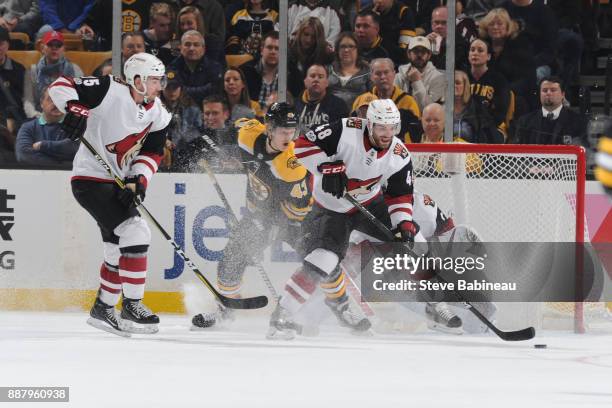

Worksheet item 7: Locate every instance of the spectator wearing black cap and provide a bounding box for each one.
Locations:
[511,77,587,146]
[0,25,26,140]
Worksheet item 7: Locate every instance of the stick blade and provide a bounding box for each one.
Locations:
[498,326,536,341]
[219,295,269,310]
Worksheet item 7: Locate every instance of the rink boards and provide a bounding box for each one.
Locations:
[0,169,610,313]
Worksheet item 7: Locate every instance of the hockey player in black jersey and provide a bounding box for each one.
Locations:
[191,103,313,332]
[49,53,172,336]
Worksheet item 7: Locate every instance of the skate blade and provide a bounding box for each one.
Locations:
[87,317,131,338]
[119,320,159,334]
[265,327,296,340]
[351,328,374,337]
[427,321,463,335]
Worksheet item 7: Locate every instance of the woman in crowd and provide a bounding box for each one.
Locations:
[287,17,334,98]
[478,8,537,115]
[327,31,371,109]
[467,38,510,143]
[223,66,263,121]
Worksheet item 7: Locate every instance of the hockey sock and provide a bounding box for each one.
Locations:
[217,279,241,298]
[98,262,121,306]
[320,267,348,305]
[280,266,319,314]
[119,245,148,300]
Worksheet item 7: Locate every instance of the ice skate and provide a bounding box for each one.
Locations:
[120,298,160,334]
[325,299,372,334]
[267,301,302,340]
[86,295,131,338]
[426,302,463,334]
[191,303,234,330]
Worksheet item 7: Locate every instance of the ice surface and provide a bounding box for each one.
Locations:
[1,311,611,408]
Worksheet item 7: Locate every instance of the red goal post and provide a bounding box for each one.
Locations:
[405,143,587,333]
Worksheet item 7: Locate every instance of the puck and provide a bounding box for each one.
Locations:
[534,344,547,349]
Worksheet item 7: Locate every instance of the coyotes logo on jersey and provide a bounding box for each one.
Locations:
[105,123,153,169]
[347,176,382,197]
[393,143,409,159]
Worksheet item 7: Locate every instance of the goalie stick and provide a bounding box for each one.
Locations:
[78,135,268,310]
[197,133,280,302]
[343,193,536,341]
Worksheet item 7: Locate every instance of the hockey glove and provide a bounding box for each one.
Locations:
[395,220,419,243]
[318,160,348,199]
[62,100,90,141]
[118,175,147,207]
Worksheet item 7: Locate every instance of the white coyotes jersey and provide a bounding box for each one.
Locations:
[48,75,171,182]
[412,191,454,239]
[294,117,415,228]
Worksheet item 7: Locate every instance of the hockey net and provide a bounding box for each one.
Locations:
[406,143,609,333]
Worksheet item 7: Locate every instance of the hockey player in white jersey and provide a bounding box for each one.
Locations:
[268,99,426,338]
[48,53,172,336]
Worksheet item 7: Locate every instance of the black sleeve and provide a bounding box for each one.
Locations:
[141,124,169,156]
[72,75,112,109]
[303,119,346,157]
[385,156,414,199]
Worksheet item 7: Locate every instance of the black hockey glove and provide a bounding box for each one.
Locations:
[118,175,147,207]
[395,220,419,243]
[62,100,90,141]
[317,160,348,199]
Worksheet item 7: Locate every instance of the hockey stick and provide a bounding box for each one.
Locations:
[199,158,280,302]
[196,132,280,300]
[343,193,535,341]
[78,136,268,310]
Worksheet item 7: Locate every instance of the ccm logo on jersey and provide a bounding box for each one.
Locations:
[67,104,90,117]
[393,144,409,159]
[320,163,346,174]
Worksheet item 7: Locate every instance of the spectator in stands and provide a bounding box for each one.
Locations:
[38,0,95,38]
[242,30,279,112]
[23,30,83,118]
[223,66,262,121]
[173,0,226,41]
[467,38,509,143]
[350,91,377,118]
[0,26,26,136]
[0,0,41,39]
[511,76,588,146]
[358,57,420,142]
[420,102,445,143]
[176,6,224,67]
[363,0,416,65]
[169,30,223,106]
[143,2,175,66]
[288,16,334,98]
[119,31,146,75]
[15,87,77,165]
[547,0,584,90]
[327,31,370,109]
[295,63,348,131]
[394,35,446,112]
[453,69,500,143]
[478,8,536,115]
[463,0,503,20]
[353,10,388,62]
[425,5,471,71]
[92,59,112,76]
[288,0,341,46]
[501,0,558,84]
[161,69,202,167]
[225,0,278,57]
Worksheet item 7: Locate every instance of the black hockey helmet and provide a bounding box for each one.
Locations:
[265,102,298,129]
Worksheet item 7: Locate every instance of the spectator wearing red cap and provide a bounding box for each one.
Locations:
[23,30,83,118]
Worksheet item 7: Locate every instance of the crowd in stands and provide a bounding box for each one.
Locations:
[0,0,608,172]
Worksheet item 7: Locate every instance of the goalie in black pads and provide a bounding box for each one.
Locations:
[48,53,171,336]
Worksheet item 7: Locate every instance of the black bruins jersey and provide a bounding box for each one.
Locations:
[237,119,313,223]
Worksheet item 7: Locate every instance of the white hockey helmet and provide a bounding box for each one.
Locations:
[366,98,401,136]
[124,52,167,97]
